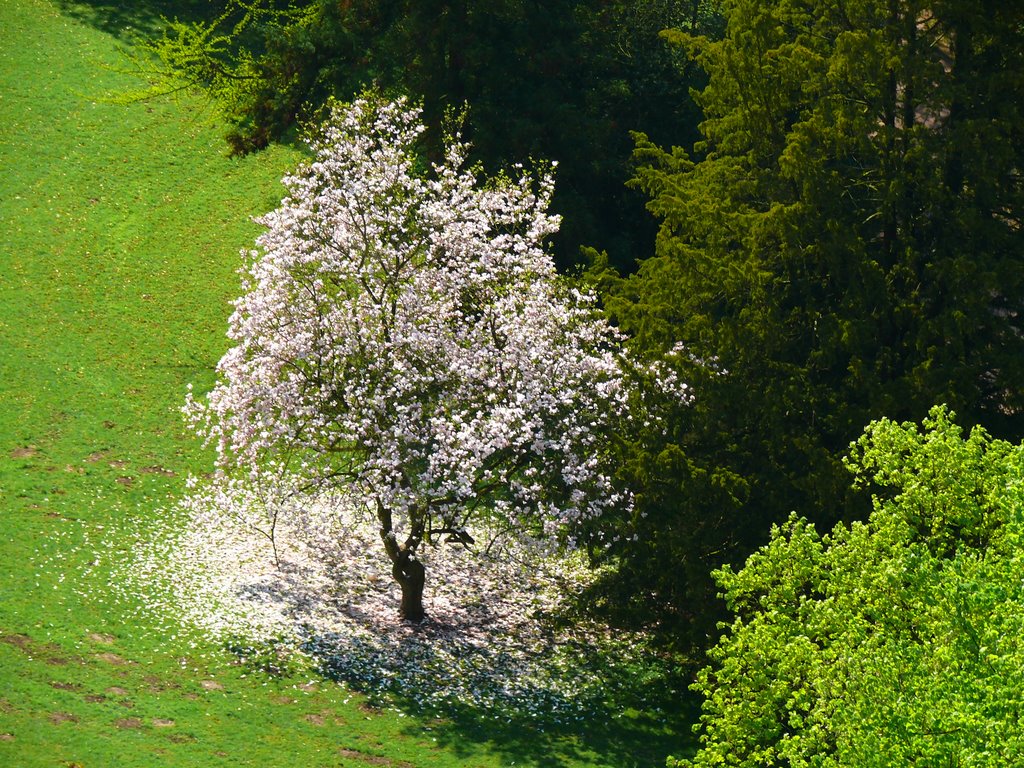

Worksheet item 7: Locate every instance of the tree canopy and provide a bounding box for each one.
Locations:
[128,0,722,269]
[675,407,1024,766]
[590,0,1024,642]
[185,95,640,621]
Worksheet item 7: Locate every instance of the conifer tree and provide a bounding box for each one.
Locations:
[593,0,1024,642]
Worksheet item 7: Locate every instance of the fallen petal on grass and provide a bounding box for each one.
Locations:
[106,496,676,724]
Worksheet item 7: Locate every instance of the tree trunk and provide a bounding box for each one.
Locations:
[392,556,426,623]
[376,499,428,623]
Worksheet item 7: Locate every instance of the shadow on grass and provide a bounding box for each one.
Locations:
[302,628,701,768]
[54,0,219,40]
[414,689,701,768]
[212,550,702,766]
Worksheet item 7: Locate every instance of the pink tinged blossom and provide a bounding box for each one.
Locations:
[186,95,670,619]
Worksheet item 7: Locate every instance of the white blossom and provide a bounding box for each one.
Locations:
[185,95,649,619]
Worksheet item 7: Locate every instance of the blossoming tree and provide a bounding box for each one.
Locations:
[187,96,636,622]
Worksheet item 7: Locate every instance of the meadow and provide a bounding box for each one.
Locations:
[0,0,695,764]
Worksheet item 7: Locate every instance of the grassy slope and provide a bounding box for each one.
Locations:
[0,1,694,765]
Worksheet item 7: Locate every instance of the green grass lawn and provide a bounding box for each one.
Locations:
[0,1,695,764]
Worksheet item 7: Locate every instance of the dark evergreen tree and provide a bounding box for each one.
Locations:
[130,0,722,269]
[590,0,1024,647]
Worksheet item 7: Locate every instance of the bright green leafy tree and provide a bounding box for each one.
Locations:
[590,0,1024,641]
[672,407,1024,766]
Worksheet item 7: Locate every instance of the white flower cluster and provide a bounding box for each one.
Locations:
[185,95,639,612]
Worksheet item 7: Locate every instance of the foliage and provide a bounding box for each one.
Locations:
[124,0,723,268]
[672,407,1024,766]
[591,0,1024,643]
[186,94,645,621]
[0,1,697,763]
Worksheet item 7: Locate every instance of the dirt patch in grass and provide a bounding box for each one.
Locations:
[49,712,78,724]
[1,633,33,650]
[0,733,13,742]
[94,652,129,665]
[152,718,175,727]
[49,681,82,691]
[337,748,414,767]
[200,680,223,691]
[10,446,38,459]
[305,713,326,726]
[145,674,179,693]
[87,632,116,644]
[140,465,176,477]
[97,690,134,708]
[2,633,73,665]
[114,717,143,729]
[84,694,106,703]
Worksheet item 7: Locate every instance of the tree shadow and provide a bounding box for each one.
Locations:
[197,512,703,766]
[232,558,701,765]
[298,618,700,768]
[53,0,218,41]
[395,670,701,768]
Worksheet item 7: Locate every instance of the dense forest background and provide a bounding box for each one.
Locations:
[135,0,1024,649]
